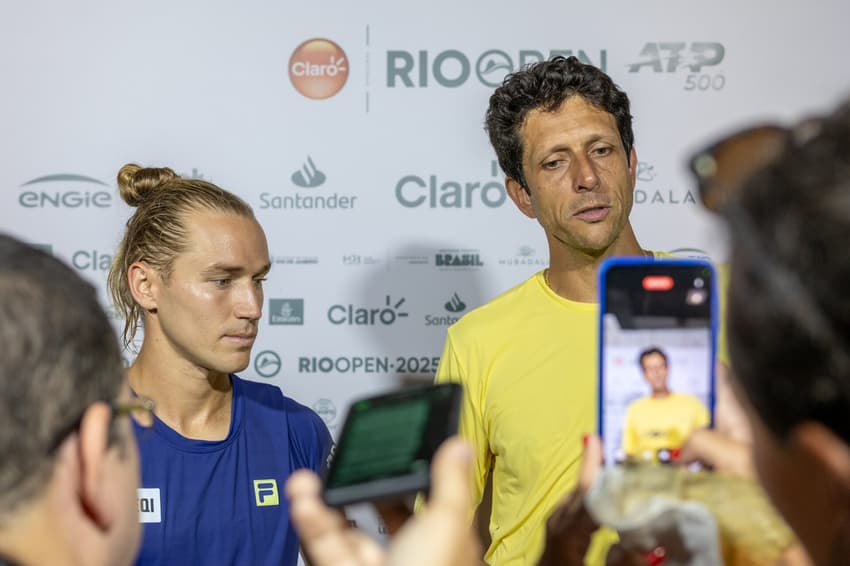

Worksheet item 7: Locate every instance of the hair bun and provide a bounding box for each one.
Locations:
[116,163,178,207]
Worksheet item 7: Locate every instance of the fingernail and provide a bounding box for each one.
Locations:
[644,546,667,565]
[671,448,681,461]
[582,434,589,447]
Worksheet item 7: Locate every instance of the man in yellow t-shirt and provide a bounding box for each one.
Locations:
[621,347,710,460]
[435,55,648,566]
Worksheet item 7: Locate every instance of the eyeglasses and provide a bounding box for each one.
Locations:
[112,397,156,428]
[48,397,156,454]
[688,117,849,405]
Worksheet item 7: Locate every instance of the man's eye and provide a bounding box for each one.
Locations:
[593,147,612,157]
[213,279,232,287]
[543,160,563,170]
[253,278,267,288]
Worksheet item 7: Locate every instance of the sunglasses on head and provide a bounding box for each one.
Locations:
[689,119,823,212]
[687,116,849,409]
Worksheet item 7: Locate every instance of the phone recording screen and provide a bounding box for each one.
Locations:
[324,383,460,493]
[598,258,716,467]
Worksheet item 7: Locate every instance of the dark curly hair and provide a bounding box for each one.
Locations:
[485,55,634,191]
[726,99,850,442]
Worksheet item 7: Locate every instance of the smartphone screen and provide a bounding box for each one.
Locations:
[322,382,462,507]
[598,257,716,466]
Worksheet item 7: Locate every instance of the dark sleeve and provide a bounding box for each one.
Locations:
[284,397,333,474]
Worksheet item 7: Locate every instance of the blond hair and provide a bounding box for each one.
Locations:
[107,164,254,348]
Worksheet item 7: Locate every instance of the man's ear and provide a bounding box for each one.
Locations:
[127,262,158,312]
[628,146,638,187]
[791,421,850,492]
[77,402,115,531]
[506,177,536,219]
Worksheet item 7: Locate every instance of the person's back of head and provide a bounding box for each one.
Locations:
[724,99,850,566]
[0,234,141,566]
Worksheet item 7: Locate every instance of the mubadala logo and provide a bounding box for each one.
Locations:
[396,161,506,209]
[426,293,467,326]
[498,245,547,267]
[633,161,697,205]
[259,156,358,211]
[269,299,304,325]
[254,350,282,378]
[18,174,112,208]
[435,249,484,270]
[387,48,607,88]
[636,161,656,182]
[328,295,409,325]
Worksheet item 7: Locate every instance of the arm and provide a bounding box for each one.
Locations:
[434,330,492,516]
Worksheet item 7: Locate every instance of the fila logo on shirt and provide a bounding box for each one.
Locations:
[254,479,280,507]
[138,488,162,523]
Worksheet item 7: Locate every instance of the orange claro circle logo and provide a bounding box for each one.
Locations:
[289,38,349,100]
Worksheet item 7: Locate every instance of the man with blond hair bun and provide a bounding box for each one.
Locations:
[108,164,331,566]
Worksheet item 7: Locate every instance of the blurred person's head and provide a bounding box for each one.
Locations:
[698,99,850,566]
[108,164,269,375]
[0,235,142,566]
[638,347,670,395]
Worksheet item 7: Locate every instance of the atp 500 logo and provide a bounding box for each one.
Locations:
[628,42,726,92]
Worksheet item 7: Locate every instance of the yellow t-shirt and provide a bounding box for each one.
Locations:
[436,271,605,565]
[621,392,710,458]
[436,262,729,566]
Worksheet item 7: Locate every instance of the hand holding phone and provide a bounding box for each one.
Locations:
[322,383,462,507]
[598,257,717,467]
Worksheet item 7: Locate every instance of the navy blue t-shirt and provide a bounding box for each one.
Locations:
[133,375,331,566]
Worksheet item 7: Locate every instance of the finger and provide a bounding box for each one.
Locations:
[578,434,603,491]
[427,437,473,518]
[374,501,412,536]
[286,470,375,566]
[678,428,753,478]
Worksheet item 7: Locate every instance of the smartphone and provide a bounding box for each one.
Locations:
[322,382,463,507]
[598,257,716,466]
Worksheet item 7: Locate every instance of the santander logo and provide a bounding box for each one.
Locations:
[289,38,349,99]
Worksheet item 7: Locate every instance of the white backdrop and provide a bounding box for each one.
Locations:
[2,0,850,545]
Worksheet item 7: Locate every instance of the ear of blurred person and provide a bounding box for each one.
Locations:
[0,235,141,566]
[286,437,483,566]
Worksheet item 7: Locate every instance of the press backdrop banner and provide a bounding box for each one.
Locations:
[2,0,849,546]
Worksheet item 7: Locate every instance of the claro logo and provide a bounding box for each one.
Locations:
[289,38,349,99]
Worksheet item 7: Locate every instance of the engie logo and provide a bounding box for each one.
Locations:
[328,295,409,325]
[627,42,726,92]
[18,174,112,208]
[387,48,607,88]
[253,479,280,507]
[269,299,304,325]
[290,38,349,99]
